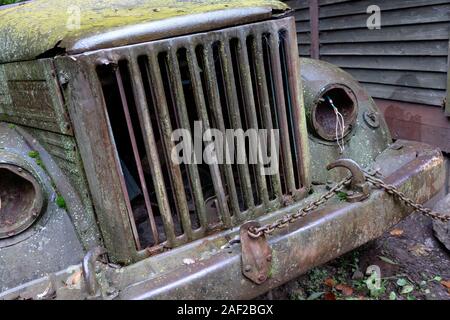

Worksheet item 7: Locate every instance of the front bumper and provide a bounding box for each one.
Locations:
[1,140,445,300]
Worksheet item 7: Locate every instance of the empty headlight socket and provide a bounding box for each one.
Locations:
[0,163,45,239]
[310,84,359,142]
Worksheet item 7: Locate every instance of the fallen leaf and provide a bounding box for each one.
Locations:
[324,292,336,300]
[389,292,397,300]
[401,285,414,295]
[390,229,404,237]
[66,270,82,287]
[441,280,450,289]
[336,284,354,296]
[324,278,336,288]
[408,244,431,257]
[36,283,53,300]
[396,278,408,287]
[307,292,324,300]
[379,256,399,265]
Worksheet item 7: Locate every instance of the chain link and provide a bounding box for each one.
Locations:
[364,173,450,223]
[248,170,450,239]
[248,177,352,238]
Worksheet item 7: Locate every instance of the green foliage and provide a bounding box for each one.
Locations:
[0,0,26,6]
[27,149,67,210]
[336,191,348,202]
[28,150,39,159]
[304,268,329,293]
[397,278,415,295]
[28,150,45,168]
[56,195,67,209]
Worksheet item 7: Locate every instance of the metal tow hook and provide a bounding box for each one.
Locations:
[240,221,272,285]
[327,159,370,203]
[82,247,107,296]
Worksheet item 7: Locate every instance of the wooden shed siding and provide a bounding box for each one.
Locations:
[447,39,450,116]
[284,0,450,107]
[289,0,312,57]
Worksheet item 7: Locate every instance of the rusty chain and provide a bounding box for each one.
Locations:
[247,176,352,238]
[364,173,450,223]
[248,170,450,239]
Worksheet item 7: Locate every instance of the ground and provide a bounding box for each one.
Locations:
[264,212,450,300]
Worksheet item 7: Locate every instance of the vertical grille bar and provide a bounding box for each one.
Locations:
[253,34,283,200]
[202,44,241,221]
[147,53,194,240]
[235,34,270,207]
[167,50,207,231]
[186,45,232,227]
[100,66,140,250]
[115,67,160,246]
[128,58,177,246]
[283,29,311,188]
[220,42,255,211]
[268,32,297,194]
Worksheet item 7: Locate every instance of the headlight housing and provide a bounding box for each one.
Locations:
[310,84,358,142]
[0,163,44,239]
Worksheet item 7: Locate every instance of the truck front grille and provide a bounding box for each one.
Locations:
[94,17,309,252]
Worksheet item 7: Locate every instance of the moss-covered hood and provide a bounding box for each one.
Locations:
[0,0,289,63]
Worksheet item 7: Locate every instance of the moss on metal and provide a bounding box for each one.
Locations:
[0,0,288,62]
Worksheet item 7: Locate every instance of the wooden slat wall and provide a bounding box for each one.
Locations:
[447,39,450,116]
[284,0,450,107]
[285,0,312,57]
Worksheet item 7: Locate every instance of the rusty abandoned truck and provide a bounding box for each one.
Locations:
[0,0,447,300]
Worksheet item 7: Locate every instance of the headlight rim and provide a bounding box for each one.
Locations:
[309,83,359,143]
[0,163,45,239]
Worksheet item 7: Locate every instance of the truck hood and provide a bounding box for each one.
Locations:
[0,0,289,64]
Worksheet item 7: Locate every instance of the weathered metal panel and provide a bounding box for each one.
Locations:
[25,127,101,248]
[53,57,139,264]
[0,66,12,106]
[299,58,392,183]
[0,58,101,251]
[0,123,86,293]
[0,0,289,63]
[0,59,72,135]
